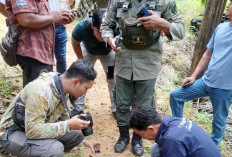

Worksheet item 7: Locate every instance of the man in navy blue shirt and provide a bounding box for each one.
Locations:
[170,1,232,145]
[129,105,222,157]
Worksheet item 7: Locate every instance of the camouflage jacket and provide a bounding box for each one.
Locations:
[101,0,185,80]
[0,72,70,139]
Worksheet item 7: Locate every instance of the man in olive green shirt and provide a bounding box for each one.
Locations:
[101,0,185,156]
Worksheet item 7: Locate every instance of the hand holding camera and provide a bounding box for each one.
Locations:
[68,115,90,130]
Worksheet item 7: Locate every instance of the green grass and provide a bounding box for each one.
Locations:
[0,64,22,100]
[0,79,14,100]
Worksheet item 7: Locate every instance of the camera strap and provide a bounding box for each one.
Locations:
[54,74,73,117]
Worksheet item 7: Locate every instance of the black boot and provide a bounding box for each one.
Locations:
[114,126,130,153]
[132,132,144,156]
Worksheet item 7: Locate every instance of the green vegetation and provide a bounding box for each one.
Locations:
[177,0,205,38]
[155,0,232,153]
[0,64,22,101]
[0,79,14,100]
[201,0,208,6]
[150,2,232,156]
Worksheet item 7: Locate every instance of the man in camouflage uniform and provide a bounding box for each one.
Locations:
[0,60,98,157]
[101,0,185,155]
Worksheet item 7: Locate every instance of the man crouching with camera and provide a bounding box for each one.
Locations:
[0,59,100,157]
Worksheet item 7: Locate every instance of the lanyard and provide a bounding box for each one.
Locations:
[54,74,73,117]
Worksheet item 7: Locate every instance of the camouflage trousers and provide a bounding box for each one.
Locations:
[115,75,156,126]
[1,130,84,157]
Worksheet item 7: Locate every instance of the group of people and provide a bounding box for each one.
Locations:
[0,0,231,157]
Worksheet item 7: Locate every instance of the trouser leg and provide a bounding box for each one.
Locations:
[54,25,67,74]
[99,50,116,112]
[131,79,156,156]
[57,130,84,152]
[150,143,160,157]
[17,55,53,87]
[2,130,64,157]
[115,75,134,126]
[170,79,208,118]
[69,94,86,113]
[134,79,156,108]
[208,88,232,145]
[107,79,116,112]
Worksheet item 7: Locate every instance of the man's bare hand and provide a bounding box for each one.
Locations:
[108,36,121,53]
[51,10,75,25]
[68,115,90,130]
[63,10,77,24]
[84,142,101,157]
[181,76,196,87]
[138,10,165,30]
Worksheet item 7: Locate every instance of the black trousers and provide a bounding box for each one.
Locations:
[17,55,53,87]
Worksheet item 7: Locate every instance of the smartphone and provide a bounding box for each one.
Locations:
[183,82,191,88]
[137,7,151,18]
[116,34,121,47]
[72,10,77,14]
[107,66,114,79]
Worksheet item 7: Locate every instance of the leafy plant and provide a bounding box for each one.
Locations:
[0,79,14,100]
[201,0,208,6]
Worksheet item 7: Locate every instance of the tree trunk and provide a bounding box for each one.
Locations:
[189,0,227,76]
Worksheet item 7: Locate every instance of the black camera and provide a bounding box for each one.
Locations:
[70,108,93,136]
[79,112,93,136]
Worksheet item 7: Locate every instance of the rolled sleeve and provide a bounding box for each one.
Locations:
[11,0,38,15]
[169,21,185,41]
[162,0,185,41]
[100,1,117,41]
[72,22,83,42]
